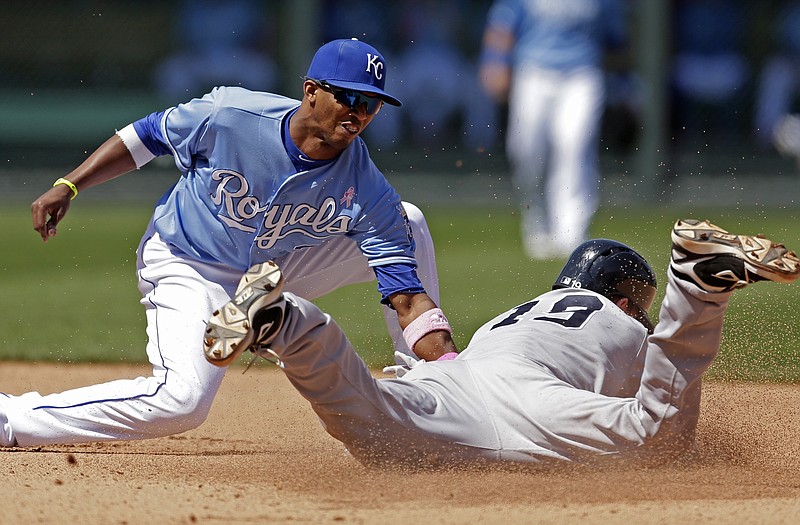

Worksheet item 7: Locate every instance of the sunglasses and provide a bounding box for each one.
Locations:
[308,78,383,115]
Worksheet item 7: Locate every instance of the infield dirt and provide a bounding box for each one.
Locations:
[2,362,800,524]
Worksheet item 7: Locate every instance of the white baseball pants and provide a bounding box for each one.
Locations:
[0,202,438,447]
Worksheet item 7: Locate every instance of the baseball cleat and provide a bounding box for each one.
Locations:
[670,219,800,293]
[204,261,286,367]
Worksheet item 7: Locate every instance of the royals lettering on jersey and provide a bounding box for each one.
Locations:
[211,168,353,248]
[256,199,352,249]
[137,86,417,282]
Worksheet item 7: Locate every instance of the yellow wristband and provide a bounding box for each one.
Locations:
[53,178,78,200]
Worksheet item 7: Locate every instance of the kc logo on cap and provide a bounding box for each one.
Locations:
[365,54,384,81]
[306,38,402,107]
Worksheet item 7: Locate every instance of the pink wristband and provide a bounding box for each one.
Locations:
[402,308,453,351]
[436,352,458,361]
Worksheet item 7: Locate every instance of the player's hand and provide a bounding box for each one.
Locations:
[390,292,459,361]
[382,350,457,378]
[479,62,511,103]
[31,185,73,242]
[382,351,424,378]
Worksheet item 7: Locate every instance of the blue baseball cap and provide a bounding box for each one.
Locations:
[306,38,402,107]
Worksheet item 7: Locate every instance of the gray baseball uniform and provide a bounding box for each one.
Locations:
[267,267,722,465]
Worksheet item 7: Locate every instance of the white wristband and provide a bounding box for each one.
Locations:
[117,123,156,168]
[402,308,452,351]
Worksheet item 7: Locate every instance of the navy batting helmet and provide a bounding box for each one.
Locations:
[553,239,657,333]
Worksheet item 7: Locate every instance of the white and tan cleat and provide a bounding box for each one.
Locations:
[204,261,286,367]
[670,219,800,292]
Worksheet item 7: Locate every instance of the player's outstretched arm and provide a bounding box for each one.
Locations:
[389,292,458,361]
[478,25,514,103]
[31,135,137,242]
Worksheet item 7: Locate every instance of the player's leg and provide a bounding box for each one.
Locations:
[215,287,491,466]
[637,220,800,446]
[506,67,554,259]
[547,67,604,255]
[0,230,237,447]
[274,201,441,358]
[262,293,396,460]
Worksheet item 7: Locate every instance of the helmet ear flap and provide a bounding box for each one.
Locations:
[615,278,657,333]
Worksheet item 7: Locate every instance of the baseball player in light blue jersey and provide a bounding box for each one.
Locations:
[200,220,798,466]
[479,0,628,260]
[1,39,457,447]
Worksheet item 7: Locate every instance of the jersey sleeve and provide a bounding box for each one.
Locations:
[131,111,172,158]
[154,88,224,171]
[115,110,169,168]
[341,147,426,301]
[125,87,220,172]
[355,197,427,303]
[351,191,418,267]
[142,88,221,171]
[373,262,426,304]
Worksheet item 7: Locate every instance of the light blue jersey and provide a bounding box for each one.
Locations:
[485,0,627,71]
[132,86,422,301]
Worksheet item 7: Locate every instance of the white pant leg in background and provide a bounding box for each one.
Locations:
[275,201,441,359]
[547,67,603,254]
[506,67,552,254]
[0,228,239,447]
[506,66,603,257]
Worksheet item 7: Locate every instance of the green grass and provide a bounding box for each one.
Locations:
[0,205,150,363]
[2,203,799,381]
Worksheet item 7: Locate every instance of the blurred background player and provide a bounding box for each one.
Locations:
[478,0,630,260]
[753,1,800,152]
